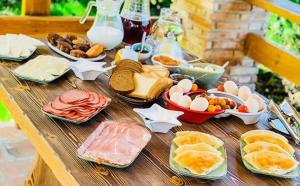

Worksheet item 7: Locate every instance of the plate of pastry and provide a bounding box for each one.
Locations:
[169,131,227,180]
[0,34,45,61]
[47,33,106,62]
[109,60,173,105]
[240,130,299,178]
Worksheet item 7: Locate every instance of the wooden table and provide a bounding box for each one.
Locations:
[0,45,299,186]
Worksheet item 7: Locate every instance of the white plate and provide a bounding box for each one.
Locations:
[47,42,106,62]
[225,106,266,125]
[207,88,245,104]
[151,54,186,72]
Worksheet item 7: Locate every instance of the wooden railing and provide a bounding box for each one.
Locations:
[1,0,300,85]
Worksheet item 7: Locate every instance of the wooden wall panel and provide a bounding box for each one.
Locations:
[245,33,300,85]
[22,0,51,16]
[247,0,300,24]
[0,16,93,36]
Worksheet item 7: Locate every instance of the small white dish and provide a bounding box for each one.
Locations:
[47,42,106,62]
[151,54,186,72]
[132,43,153,61]
[70,59,115,80]
[225,105,267,125]
[133,104,183,133]
[207,88,245,104]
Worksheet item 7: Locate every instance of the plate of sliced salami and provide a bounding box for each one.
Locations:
[42,89,111,124]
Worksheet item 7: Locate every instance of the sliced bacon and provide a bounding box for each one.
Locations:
[43,89,110,122]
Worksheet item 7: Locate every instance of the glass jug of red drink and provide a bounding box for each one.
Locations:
[120,0,151,44]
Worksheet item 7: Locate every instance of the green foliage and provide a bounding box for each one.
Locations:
[50,0,172,16]
[256,67,288,104]
[0,0,21,15]
[265,3,300,54]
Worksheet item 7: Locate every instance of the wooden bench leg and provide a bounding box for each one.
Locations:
[25,154,61,186]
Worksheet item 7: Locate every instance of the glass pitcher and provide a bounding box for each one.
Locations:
[80,0,124,50]
[120,0,151,44]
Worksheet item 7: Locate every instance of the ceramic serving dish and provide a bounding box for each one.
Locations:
[132,43,153,61]
[151,54,186,72]
[163,89,224,124]
[179,63,224,86]
[47,42,106,62]
[0,48,36,62]
[13,67,70,84]
[77,121,151,168]
[133,104,183,133]
[207,88,245,104]
[42,98,111,125]
[240,139,299,178]
[116,93,157,106]
[169,142,227,180]
[225,104,267,125]
[170,73,195,85]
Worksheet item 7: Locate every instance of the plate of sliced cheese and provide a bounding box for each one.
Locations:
[109,60,173,105]
[169,131,227,180]
[0,34,44,61]
[13,55,70,84]
[240,130,299,178]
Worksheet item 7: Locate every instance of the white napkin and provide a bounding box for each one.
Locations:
[134,104,183,133]
[70,58,115,80]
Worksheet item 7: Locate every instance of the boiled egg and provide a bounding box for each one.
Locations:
[178,79,193,93]
[177,95,192,108]
[169,85,184,97]
[224,81,238,95]
[238,86,252,101]
[248,94,265,111]
[245,97,260,113]
[190,97,209,112]
[170,92,183,103]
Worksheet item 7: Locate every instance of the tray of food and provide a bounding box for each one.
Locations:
[42,89,111,124]
[77,120,152,168]
[13,55,70,84]
[169,131,227,180]
[208,81,267,125]
[151,54,185,72]
[109,60,173,105]
[0,34,44,61]
[163,79,237,124]
[240,130,299,178]
[47,33,106,61]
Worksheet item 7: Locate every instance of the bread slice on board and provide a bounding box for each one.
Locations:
[109,70,134,93]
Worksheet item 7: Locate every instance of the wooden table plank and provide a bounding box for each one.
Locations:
[0,44,299,186]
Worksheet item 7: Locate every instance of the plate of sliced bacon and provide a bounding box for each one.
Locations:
[42,89,111,124]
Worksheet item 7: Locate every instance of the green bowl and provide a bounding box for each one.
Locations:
[179,62,224,86]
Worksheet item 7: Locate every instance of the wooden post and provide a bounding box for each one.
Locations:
[21,0,51,16]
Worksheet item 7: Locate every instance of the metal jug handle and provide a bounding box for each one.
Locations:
[80,1,97,24]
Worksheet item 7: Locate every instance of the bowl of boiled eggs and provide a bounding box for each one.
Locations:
[163,79,237,124]
[208,81,267,124]
[179,62,224,86]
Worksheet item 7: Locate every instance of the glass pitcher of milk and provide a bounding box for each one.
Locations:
[80,0,124,50]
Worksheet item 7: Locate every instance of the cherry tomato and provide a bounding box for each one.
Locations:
[238,105,248,113]
[217,85,225,92]
[208,105,216,112]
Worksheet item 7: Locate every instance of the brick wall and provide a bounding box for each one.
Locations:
[171,0,267,90]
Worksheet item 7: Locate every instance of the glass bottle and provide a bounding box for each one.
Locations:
[120,0,151,44]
